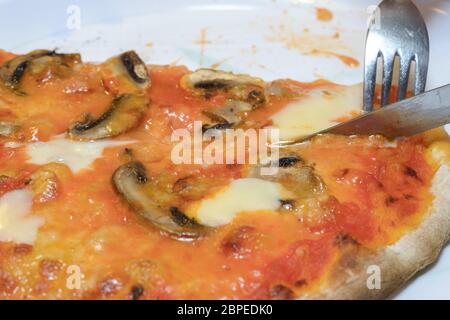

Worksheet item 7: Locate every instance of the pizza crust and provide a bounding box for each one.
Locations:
[299,165,450,300]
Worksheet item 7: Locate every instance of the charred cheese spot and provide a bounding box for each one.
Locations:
[334,233,359,247]
[294,279,308,287]
[39,259,64,281]
[13,243,33,256]
[68,94,150,141]
[130,284,144,300]
[404,166,421,182]
[220,226,259,259]
[99,277,123,297]
[269,284,295,300]
[0,50,81,92]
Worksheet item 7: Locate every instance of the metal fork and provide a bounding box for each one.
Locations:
[364,0,429,112]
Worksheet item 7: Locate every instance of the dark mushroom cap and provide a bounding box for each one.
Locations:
[67,94,150,141]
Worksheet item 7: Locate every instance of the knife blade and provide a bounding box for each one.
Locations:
[289,84,450,144]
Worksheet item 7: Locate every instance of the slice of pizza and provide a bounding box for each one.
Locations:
[0,49,448,299]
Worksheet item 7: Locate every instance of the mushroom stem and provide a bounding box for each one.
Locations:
[0,50,81,91]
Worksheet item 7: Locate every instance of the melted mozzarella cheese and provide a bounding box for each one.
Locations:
[26,135,133,173]
[270,84,362,141]
[0,189,44,245]
[191,178,287,227]
[427,141,450,166]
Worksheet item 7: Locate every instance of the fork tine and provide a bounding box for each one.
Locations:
[414,54,428,95]
[381,53,395,107]
[397,55,412,101]
[363,50,380,112]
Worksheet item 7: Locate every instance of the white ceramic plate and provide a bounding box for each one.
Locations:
[0,0,449,299]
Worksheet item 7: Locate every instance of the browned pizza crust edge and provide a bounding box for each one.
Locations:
[298,164,450,300]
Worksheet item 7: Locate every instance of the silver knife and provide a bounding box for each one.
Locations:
[289,84,450,145]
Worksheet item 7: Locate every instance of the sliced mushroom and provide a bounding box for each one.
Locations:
[203,100,253,127]
[67,94,149,141]
[103,51,150,91]
[183,69,267,130]
[182,68,264,90]
[181,69,266,107]
[120,51,150,85]
[113,161,210,239]
[278,166,325,197]
[279,199,296,212]
[0,50,51,89]
[270,284,295,300]
[0,50,81,91]
[248,152,332,227]
[247,154,325,201]
[0,121,19,138]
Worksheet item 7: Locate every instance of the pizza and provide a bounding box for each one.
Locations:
[0,49,449,300]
